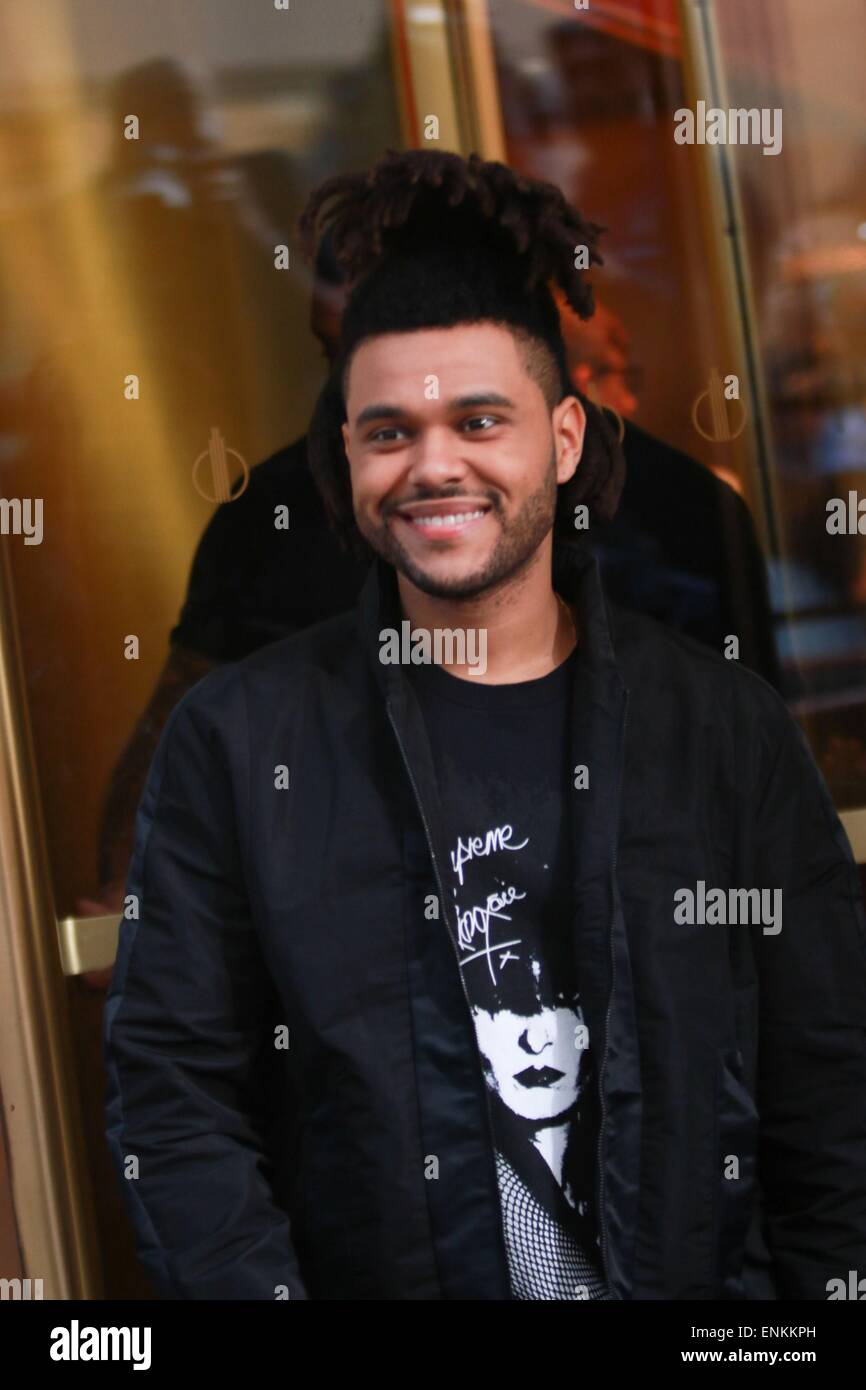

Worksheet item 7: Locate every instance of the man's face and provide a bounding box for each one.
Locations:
[340,323,585,599]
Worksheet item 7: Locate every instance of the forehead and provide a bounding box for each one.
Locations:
[344,322,532,409]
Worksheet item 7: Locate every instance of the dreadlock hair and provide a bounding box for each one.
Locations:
[298,148,626,559]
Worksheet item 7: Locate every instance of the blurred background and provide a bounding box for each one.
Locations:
[0,0,864,1299]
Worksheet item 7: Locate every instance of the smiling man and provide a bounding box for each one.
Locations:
[342,320,582,682]
[104,150,866,1302]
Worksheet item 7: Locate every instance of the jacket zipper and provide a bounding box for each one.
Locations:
[595,687,629,1301]
[386,699,512,1288]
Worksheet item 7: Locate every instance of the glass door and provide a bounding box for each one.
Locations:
[445,0,866,857]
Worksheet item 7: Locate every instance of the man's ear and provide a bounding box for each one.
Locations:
[552,395,586,486]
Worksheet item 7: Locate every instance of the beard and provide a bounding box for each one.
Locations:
[356,456,559,600]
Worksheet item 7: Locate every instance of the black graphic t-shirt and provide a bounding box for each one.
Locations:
[409,646,608,1300]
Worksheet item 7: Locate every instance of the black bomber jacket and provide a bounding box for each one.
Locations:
[104,542,866,1300]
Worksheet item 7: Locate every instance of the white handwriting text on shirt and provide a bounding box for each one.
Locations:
[450,824,530,887]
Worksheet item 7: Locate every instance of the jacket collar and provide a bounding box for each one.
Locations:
[357,539,627,701]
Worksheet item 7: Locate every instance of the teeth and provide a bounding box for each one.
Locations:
[411,509,485,526]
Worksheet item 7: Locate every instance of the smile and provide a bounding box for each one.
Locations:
[410,509,485,527]
[394,504,491,538]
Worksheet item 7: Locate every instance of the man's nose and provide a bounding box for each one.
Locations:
[405,426,469,489]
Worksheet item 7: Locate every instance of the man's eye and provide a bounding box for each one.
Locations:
[369,426,406,443]
[462,415,499,432]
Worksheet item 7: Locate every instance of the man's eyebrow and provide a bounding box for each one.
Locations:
[354,402,406,427]
[448,392,516,411]
[354,392,516,428]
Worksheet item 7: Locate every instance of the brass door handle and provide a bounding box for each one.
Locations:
[56,914,121,976]
[841,808,866,865]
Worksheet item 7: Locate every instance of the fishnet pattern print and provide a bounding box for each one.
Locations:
[496,1149,609,1301]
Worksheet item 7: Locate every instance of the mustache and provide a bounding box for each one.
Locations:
[383,490,502,515]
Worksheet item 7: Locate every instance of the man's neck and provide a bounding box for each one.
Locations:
[395,542,577,684]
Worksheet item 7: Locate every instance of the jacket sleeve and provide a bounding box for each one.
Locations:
[103,672,309,1299]
[749,697,866,1299]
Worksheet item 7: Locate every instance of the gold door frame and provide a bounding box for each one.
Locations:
[0,542,101,1297]
[389,0,506,156]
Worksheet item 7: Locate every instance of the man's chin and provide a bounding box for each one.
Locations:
[359,514,548,602]
[362,528,497,599]
[397,559,498,600]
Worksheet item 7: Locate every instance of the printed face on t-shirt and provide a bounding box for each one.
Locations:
[472,987,588,1122]
[441,814,588,1125]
